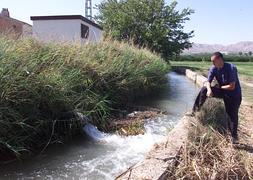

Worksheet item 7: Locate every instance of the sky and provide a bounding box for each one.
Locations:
[1,0,253,45]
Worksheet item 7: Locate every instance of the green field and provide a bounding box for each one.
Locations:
[170,61,253,79]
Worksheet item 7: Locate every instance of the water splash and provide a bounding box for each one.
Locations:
[83,123,107,141]
[78,117,172,179]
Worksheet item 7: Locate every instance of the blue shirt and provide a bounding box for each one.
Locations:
[208,62,241,98]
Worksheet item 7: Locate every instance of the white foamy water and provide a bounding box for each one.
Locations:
[76,118,172,179]
[0,72,199,180]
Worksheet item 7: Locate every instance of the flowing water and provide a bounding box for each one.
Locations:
[0,72,199,180]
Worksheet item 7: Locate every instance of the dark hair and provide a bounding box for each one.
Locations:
[212,52,224,59]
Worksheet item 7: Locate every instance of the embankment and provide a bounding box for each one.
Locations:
[0,36,169,161]
[173,67,207,86]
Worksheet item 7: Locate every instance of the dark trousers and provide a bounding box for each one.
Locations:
[193,86,242,138]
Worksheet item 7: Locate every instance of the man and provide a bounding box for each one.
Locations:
[192,52,242,143]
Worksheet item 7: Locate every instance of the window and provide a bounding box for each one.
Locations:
[81,24,89,39]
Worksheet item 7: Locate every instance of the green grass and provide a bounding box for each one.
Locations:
[174,54,253,62]
[170,61,253,78]
[0,36,169,161]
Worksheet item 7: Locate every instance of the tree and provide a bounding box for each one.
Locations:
[249,51,252,56]
[96,0,194,60]
[239,52,243,56]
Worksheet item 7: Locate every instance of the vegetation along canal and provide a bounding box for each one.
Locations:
[0,72,199,180]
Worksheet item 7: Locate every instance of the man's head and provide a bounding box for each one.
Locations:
[211,52,224,69]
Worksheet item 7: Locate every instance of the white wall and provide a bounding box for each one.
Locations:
[85,23,103,43]
[33,19,81,43]
[32,19,102,43]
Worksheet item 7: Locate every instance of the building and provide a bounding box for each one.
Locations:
[30,15,103,43]
[0,8,32,37]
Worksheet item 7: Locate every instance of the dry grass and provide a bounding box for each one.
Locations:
[107,110,163,136]
[168,98,253,179]
[196,98,229,134]
[117,121,145,136]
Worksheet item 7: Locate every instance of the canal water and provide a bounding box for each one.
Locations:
[0,72,199,180]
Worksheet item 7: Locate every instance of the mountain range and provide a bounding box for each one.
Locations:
[183,41,253,54]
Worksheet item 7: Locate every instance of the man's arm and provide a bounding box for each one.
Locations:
[205,82,213,97]
[206,66,215,97]
[221,82,235,90]
[221,65,237,91]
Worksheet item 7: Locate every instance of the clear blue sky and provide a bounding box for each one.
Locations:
[1,0,253,45]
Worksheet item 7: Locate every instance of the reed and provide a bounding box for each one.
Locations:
[0,36,169,161]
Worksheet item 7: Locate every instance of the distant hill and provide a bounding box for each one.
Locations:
[183,41,253,54]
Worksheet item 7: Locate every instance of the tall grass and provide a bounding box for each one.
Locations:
[0,36,169,161]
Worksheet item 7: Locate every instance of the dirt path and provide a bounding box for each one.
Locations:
[241,81,253,88]
[238,102,253,152]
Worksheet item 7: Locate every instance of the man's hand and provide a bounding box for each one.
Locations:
[206,89,213,97]
[205,82,213,97]
[220,82,235,91]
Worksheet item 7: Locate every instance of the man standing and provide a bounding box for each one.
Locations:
[192,52,242,143]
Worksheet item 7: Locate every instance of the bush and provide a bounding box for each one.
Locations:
[0,36,169,160]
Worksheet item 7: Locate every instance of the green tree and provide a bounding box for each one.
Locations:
[96,0,194,60]
[239,52,243,56]
[249,51,252,56]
